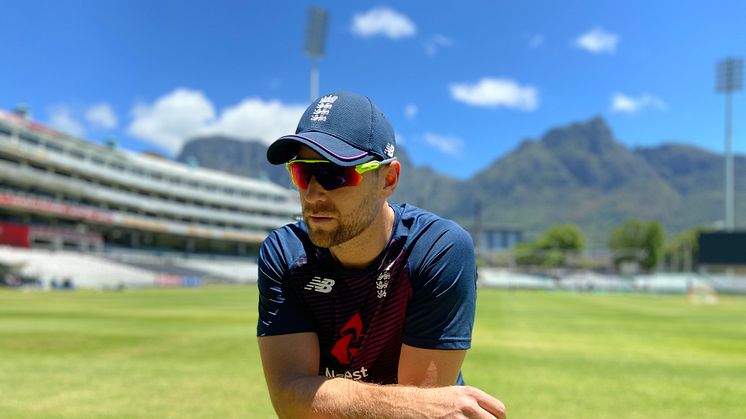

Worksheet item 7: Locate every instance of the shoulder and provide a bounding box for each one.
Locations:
[259,222,309,270]
[262,221,306,247]
[395,204,473,251]
[393,204,474,271]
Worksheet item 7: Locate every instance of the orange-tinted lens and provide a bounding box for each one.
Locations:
[288,161,363,190]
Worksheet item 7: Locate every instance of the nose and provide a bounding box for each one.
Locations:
[302,175,327,204]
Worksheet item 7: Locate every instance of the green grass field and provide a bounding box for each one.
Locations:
[1,286,745,418]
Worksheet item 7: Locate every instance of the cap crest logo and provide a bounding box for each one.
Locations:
[310,95,338,122]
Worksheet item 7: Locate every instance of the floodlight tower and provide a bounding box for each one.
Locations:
[717,58,743,231]
[304,7,328,103]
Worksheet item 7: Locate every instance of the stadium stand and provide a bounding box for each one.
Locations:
[0,106,298,288]
[479,267,745,295]
[0,245,155,289]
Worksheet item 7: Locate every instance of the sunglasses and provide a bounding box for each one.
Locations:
[285,157,397,191]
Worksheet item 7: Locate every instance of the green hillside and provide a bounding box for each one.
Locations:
[176,117,745,247]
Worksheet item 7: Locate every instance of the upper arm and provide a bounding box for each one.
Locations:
[257,333,321,415]
[257,231,313,337]
[256,231,321,416]
[398,344,466,386]
[399,221,475,386]
[403,222,477,350]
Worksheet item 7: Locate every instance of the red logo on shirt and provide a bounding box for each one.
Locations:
[331,313,363,365]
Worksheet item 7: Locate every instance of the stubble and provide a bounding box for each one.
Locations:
[304,191,381,248]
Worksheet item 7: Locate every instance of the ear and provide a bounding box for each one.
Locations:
[381,160,400,197]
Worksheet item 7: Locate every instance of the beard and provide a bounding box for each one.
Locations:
[303,191,381,248]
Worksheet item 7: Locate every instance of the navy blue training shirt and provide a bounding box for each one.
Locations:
[257,203,476,384]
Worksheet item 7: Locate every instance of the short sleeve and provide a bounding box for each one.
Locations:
[402,220,476,350]
[256,230,313,336]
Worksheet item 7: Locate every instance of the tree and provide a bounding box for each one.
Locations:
[665,226,709,272]
[608,219,665,272]
[515,224,585,268]
[534,224,585,252]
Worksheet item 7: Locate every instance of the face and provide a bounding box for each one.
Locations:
[294,146,385,248]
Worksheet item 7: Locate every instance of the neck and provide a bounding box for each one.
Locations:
[329,203,395,270]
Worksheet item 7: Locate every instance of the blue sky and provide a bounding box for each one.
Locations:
[1,0,745,179]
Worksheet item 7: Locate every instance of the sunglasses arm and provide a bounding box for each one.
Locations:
[354,157,398,175]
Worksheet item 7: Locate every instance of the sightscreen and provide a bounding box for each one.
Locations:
[698,231,746,265]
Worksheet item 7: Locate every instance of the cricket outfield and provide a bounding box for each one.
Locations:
[1,286,744,418]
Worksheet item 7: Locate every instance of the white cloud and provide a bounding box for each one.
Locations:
[48,105,85,137]
[424,34,453,56]
[128,88,306,154]
[351,7,416,39]
[611,93,667,114]
[529,34,544,48]
[129,88,216,153]
[450,78,539,111]
[423,132,464,157]
[574,27,619,54]
[404,103,418,119]
[85,103,118,130]
[205,98,306,144]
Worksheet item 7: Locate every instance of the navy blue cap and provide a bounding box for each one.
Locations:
[267,91,397,166]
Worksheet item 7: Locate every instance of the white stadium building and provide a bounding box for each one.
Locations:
[0,107,300,288]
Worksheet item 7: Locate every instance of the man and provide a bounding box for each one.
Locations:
[257,91,506,418]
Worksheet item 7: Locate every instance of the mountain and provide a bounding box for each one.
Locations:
[388,147,465,215]
[176,136,292,188]
[175,118,744,247]
[634,143,746,234]
[461,117,681,245]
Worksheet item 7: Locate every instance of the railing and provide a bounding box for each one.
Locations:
[0,132,300,216]
[0,159,295,229]
[0,187,272,242]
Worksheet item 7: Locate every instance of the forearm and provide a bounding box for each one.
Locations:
[258,337,505,418]
[276,376,458,419]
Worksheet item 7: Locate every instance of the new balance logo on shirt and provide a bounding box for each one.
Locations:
[305,276,336,293]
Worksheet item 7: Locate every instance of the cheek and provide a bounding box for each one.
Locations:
[334,186,370,213]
